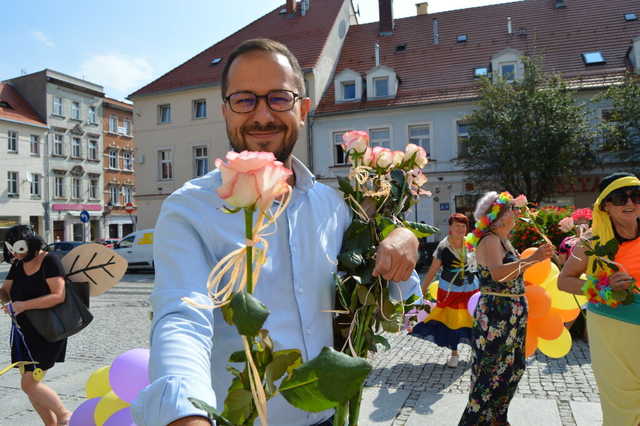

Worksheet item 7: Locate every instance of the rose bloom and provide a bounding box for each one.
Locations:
[341,130,369,154]
[392,151,404,167]
[216,151,292,209]
[513,194,528,208]
[362,147,374,166]
[405,144,428,168]
[558,216,575,233]
[372,146,393,169]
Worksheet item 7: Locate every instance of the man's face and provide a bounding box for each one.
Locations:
[222,51,311,163]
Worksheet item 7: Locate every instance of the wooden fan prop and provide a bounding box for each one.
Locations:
[62,243,128,296]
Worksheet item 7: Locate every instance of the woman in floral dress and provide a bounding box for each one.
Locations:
[459,192,553,426]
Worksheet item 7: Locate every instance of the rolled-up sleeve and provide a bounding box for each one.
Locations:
[389,271,423,301]
[132,194,217,426]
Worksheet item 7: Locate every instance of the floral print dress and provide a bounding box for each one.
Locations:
[459,247,527,426]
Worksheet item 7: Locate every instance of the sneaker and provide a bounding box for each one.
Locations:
[447,354,459,368]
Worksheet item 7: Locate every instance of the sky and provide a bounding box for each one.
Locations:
[1,0,517,101]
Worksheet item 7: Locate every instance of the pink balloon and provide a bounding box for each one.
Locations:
[70,397,100,426]
[109,348,150,403]
[104,407,136,426]
[467,292,481,317]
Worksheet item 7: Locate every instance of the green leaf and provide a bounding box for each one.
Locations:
[357,285,378,306]
[335,274,350,311]
[229,351,246,363]
[373,335,391,351]
[221,304,234,326]
[337,176,355,196]
[221,389,254,426]
[404,294,420,306]
[404,221,439,238]
[189,398,233,426]
[338,250,365,272]
[222,206,242,214]
[380,312,403,333]
[265,349,303,395]
[279,347,372,412]
[230,291,270,336]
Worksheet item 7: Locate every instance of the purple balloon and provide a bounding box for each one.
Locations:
[109,348,150,403]
[467,292,481,317]
[104,407,136,426]
[69,397,100,426]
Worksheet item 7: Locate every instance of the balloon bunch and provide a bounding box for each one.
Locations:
[520,248,588,358]
[69,348,149,426]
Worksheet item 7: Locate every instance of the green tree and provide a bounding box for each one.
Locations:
[458,58,596,203]
[597,73,640,163]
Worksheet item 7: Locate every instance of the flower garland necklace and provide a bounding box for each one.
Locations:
[465,191,513,250]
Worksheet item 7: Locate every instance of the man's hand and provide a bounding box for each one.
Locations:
[373,227,419,282]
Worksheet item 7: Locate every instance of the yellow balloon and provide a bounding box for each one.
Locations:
[86,366,112,399]
[428,281,439,300]
[94,390,130,426]
[538,327,572,358]
[541,265,587,310]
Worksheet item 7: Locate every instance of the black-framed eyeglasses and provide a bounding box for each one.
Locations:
[605,187,640,206]
[224,90,300,113]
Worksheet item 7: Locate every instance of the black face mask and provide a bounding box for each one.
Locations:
[3,225,44,263]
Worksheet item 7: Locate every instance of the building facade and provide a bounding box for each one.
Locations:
[4,70,105,242]
[102,97,136,239]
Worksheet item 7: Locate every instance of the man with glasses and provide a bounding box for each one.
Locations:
[132,39,422,426]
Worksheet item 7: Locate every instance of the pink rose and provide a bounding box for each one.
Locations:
[372,146,393,169]
[558,216,575,233]
[405,144,428,168]
[362,147,374,166]
[513,194,528,208]
[215,151,292,209]
[408,168,430,195]
[341,130,369,154]
[392,151,405,167]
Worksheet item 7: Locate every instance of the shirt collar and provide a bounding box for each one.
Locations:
[290,156,315,193]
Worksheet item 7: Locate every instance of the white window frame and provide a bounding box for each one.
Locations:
[123,186,133,204]
[30,173,41,197]
[53,134,64,156]
[456,120,471,158]
[123,119,131,135]
[108,149,118,169]
[341,81,356,101]
[7,171,18,196]
[334,69,362,102]
[331,130,349,166]
[72,178,82,199]
[193,146,209,177]
[53,96,63,116]
[109,115,118,133]
[193,99,207,119]
[88,106,97,124]
[88,140,98,160]
[373,76,390,98]
[109,185,120,206]
[72,137,82,158]
[158,104,171,124]
[158,149,173,180]
[368,126,392,148]
[89,176,99,199]
[71,101,80,120]
[408,123,432,157]
[54,174,65,198]
[122,151,133,171]
[7,130,18,153]
[30,135,39,155]
[499,61,517,82]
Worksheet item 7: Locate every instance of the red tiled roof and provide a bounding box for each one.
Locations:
[316,0,639,115]
[129,0,347,98]
[0,83,46,127]
[104,97,133,111]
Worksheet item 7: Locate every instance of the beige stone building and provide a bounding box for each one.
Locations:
[129,0,357,229]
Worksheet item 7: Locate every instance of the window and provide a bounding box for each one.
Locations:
[457,34,468,43]
[332,131,347,165]
[370,128,391,148]
[30,173,41,197]
[110,185,120,205]
[582,51,606,65]
[408,125,431,156]
[625,13,638,21]
[71,101,80,120]
[118,235,135,248]
[457,121,470,157]
[72,178,81,199]
[500,63,516,82]
[54,175,65,198]
[123,119,131,135]
[30,135,39,155]
[89,177,98,199]
[373,77,389,97]
[7,130,17,152]
[88,140,98,160]
[53,134,64,156]
[88,106,97,124]
[158,104,171,123]
[72,137,82,158]
[474,67,488,78]
[7,172,18,196]
[109,149,118,169]
[193,146,209,177]
[123,186,133,204]
[158,149,173,180]
[122,151,133,171]
[109,115,118,133]
[193,99,207,119]
[53,96,63,116]
[341,81,356,100]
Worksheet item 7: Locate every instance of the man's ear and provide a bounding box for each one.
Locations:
[299,97,311,124]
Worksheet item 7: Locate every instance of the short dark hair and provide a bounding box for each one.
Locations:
[448,213,470,230]
[221,38,306,99]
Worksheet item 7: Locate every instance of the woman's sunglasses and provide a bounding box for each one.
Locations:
[605,187,640,206]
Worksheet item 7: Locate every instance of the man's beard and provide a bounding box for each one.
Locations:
[227,121,297,163]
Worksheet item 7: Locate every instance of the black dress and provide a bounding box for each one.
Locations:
[8,254,67,372]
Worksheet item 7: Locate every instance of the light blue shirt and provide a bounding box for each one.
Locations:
[131,158,421,426]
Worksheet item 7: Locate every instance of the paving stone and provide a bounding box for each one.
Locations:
[570,401,603,426]
[358,387,411,425]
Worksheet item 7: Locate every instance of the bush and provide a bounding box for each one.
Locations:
[511,206,574,253]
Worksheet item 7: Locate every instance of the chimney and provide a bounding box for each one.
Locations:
[416,2,428,15]
[375,42,381,66]
[379,0,394,35]
[286,0,297,14]
[507,17,512,34]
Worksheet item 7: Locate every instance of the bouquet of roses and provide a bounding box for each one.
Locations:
[332,131,437,425]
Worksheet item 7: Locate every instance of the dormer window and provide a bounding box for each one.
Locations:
[374,77,389,97]
[334,69,363,103]
[342,81,356,100]
[500,62,516,82]
[582,51,606,65]
[491,49,523,83]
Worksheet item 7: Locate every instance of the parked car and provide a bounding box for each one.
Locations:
[94,238,119,249]
[44,241,87,257]
[114,229,154,271]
